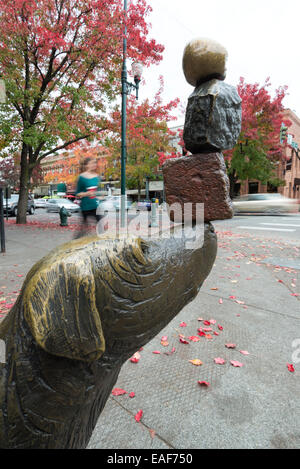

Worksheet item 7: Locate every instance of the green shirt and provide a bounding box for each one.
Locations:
[76,175,101,211]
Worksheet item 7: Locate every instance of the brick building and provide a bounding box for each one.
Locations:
[238,109,300,199]
[281,109,300,200]
[34,146,109,196]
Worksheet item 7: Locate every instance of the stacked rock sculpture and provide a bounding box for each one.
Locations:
[163,38,242,223]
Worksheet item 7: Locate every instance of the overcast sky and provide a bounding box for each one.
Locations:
[136,0,300,126]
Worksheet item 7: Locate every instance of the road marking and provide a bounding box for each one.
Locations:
[236,226,295,232]
[260,223,300,228]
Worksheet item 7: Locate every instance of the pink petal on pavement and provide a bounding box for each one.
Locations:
[112,388,127,396]
[287,363,295,372]
[230,360,244,367]
[198,381,210,387]
[130,352,141,363]
[214,357,226,365]
[135,410,143,422]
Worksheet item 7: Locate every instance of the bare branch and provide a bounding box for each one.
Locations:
[37,134,91,162]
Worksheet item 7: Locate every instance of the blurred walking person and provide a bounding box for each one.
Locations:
[74,157,103,238]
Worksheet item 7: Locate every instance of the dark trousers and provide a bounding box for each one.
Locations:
[82,208,102,223]
[74,209,104,238]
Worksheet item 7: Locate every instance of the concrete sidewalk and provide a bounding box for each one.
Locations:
[1,221,300,449]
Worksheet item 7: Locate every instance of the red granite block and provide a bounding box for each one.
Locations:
[162,153,233,222]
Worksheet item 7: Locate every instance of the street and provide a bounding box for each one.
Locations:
[0,211,299,449]
[214,212,300,243]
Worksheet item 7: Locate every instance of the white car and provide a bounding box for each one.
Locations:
[232,193,298,214]
[46,198,80,213]
[97,196,132,216]
[34,198,49,208]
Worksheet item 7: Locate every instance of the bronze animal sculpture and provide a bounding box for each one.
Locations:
[0,224,217,449]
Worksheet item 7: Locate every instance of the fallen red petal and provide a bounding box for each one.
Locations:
[130,352,141,363]
[135,410,143,422]
[198,381,210,387]
[179,337,189,344]
[214,357,226,365]
[112,388,127,396]
[230,360,244,367]
[164,347,176,356]
[188,336,200,342]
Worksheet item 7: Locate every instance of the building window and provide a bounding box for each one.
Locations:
[286,151,293,171]
[248,182,259,194]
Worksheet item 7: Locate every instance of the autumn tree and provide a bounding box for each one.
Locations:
[106,80,179,200]
[0,154,43,190]
[0,156,20,189]
[0,0,163,222]
[157,126,189,166]
[224,77,291,197]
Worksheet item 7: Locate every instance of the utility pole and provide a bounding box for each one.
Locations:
[120,0,142,227]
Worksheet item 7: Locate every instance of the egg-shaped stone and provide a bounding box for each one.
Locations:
[183,38,228,87]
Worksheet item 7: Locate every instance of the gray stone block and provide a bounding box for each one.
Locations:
[183,79,242,154]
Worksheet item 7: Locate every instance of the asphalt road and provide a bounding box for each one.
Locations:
[213,212,300,243]
[22,208,300,240]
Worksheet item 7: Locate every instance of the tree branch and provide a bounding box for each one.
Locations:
[37,134,91,162]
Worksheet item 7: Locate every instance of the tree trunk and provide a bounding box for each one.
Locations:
[228,170,237,199]
[137,179,141,202]
[16,144,29,224]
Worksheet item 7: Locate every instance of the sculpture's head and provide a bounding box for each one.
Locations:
[17,225,216,363]
[182,37,228,87]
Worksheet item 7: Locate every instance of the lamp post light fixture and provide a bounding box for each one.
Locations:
[120,0,143,228]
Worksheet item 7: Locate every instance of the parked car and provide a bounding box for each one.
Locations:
[3,194,35,216]
[64,195,80,205]
[232,193,298,214]
[137,200,151,211]
[46,198,80,213]
[97,196,132,215]
[34,198,49,208]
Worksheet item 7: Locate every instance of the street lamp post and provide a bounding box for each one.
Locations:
[121,0,142,227]
[0,76,6,253]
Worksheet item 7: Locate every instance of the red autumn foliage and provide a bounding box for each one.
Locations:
[0,0,164,222]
